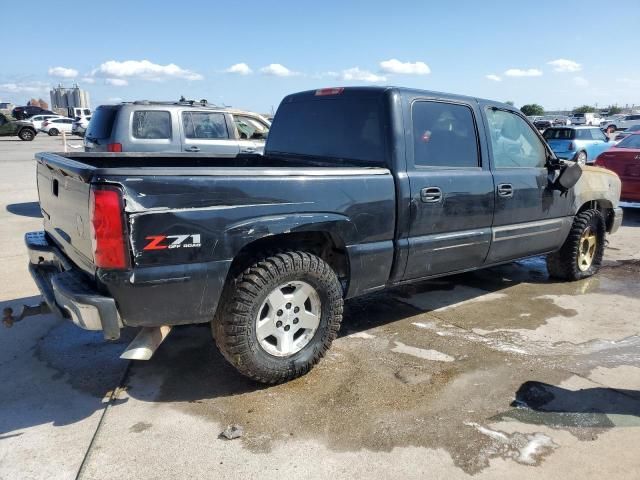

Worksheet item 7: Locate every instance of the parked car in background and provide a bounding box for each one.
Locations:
[28,114,65,131]
[84,100,271,154]
[569,112,602,126]
[0,112,38,140]
[543,126,612,164]
[553,115,571,126]
[601,114,640,133]
[40,117,74,136]
[72,116,91,137]
[12,105,56,120]
[614,124,640,141]
[534,117,554,131]
[595,133,640,202]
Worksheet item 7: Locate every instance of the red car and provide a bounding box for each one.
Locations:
[595,133,640,201]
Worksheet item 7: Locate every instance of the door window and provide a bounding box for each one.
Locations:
[182,112,228,139]
[590,128,607,141]
[412,101,479,167]
[576,129,593,140]
[234,115,270,140]
[132,111,171,139]
[486,109,547,168]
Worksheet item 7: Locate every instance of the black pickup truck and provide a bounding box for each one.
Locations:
[19,87,623,383]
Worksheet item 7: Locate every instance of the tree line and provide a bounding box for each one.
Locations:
[518,103,622,116]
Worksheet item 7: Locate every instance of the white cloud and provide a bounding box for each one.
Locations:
[0,81,50,94]
[573,76,589,87]
[81,77,96,84]
[93,59,203,81]
[504,68,543,77]
[379,59,430,75]
[48,66,78,78]
[105,78,128,86]
[486,74,502,82]
[260,63,299,77]
[341,67,386,83]
[547,59,581,72]
[224,63,252,75]
[107,97,123,103]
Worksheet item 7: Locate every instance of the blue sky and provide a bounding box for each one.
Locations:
[2,0,639,113]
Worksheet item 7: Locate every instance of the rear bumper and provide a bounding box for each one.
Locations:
[26,231,122,339]
[609,207,624,234]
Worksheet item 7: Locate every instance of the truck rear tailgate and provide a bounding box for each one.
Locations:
[36,155,95,274]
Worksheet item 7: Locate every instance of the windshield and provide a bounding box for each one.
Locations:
[543,128,575,140]
[616,134,640,149]
[267,94,385,165]
[85,106,118,139]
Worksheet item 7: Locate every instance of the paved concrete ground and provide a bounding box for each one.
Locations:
[1,135,639,479]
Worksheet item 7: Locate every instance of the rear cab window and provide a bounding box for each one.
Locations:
[267,90,386,166]
[411,101,479,168]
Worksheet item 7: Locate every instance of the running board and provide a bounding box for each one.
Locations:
[120,326,172,360]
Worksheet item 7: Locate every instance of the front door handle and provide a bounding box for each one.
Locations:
[497,183,513,197]
[420,187,442,203]
[185,146,200,152]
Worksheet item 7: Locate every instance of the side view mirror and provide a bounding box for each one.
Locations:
[549,162,582,194]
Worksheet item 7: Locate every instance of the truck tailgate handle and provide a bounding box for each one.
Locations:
[497,183,513,197]
[420,187,442,203]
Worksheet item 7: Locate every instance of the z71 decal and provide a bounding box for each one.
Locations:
[143,234,201,250]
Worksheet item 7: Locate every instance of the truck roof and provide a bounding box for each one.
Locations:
[282,86,513,109]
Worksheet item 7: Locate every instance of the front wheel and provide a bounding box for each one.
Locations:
[546,209,605,281]
[213,251,344,384]
[18,128,35,141]
[575,151,587,165]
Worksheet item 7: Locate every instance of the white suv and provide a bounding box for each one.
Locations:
[40,117,74,136]
[601,114,640,132]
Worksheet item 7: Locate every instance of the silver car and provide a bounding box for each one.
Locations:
[84,100,270,155]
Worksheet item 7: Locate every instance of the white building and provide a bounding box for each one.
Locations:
[50,84,90,110]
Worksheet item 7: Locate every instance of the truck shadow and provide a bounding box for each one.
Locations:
[6,201,42,218]
[491,381,640,428]
[621,205,640,227]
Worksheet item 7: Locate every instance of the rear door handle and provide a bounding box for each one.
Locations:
[240,146,256,153]
[497,183,513,197]
[185,146,200,152]
[420,187,442,203]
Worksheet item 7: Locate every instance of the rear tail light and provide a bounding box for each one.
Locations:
[89,185,130,269]
[107,143,123,152]
[315,87,344,96]
[568,142,575,150]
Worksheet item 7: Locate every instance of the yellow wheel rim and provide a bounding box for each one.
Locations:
[577,227,597,272]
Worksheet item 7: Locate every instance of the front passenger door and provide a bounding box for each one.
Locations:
[484,107,572,264]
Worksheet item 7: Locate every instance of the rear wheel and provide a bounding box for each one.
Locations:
[48,128,59,136]
[18,128,35,141]
[213,251,343,384]
[546,209,605,281]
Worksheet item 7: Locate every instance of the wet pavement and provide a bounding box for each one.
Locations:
[1,136,639,479]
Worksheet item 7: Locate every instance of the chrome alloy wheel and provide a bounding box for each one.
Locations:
[255,281,321,357]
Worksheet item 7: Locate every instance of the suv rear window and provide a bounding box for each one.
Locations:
[267,94,385,165]
[132,111,171,139]
[86,106,118,139]
[543,128,575,140]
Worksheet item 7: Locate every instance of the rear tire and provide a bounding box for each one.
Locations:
[213,251,343,384]
[48,128,59,136]
[18,128,35,141]
[546,209,605,281]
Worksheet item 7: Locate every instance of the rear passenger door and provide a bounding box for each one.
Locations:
[484,107,572,263]
[180,111,239,156]
[404,99,495,280]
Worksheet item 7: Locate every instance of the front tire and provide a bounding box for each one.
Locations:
[18,128,35,141]
[575,151,587,165]
[48,128,59,136]
[213,252,343,384]
[546,209,605,281]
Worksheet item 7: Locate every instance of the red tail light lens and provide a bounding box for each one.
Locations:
[315,87,344,96]
[89,185,129,269]
[107,143,123,152]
